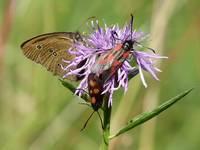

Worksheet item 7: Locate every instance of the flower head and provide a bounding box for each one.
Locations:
[133,51,168,88]
[62,16,167,106]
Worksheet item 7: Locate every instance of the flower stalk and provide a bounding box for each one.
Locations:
[101,94,112,150]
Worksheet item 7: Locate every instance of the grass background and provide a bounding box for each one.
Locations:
[0,0,199,149]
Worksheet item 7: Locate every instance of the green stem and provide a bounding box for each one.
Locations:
[101,95,112,150]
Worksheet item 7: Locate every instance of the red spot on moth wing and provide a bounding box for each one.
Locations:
[98,58,107,65]
[107,53,115,60]
[113,60,122,66]
[111,60,122,73]
[114,44,122,51]
[122,51,130,58]
[91,97,96,104]
[98,53,115,65]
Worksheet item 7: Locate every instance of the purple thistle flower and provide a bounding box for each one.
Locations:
[133,51,168,88]
[62,18,167,106]
[133,51,168,87]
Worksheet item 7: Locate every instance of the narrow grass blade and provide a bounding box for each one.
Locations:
[109,88,193,139]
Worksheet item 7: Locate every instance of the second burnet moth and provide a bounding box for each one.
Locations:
[79,73,104,131]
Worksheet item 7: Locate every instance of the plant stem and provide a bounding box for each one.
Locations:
[101,95,112,150]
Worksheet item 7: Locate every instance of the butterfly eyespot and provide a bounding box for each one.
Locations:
[36,44,42,49]
[52,51,57,56]
[48,49,54,53]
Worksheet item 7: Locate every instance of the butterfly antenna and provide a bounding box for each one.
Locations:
[80,111,95,131]
[97,111,104,129]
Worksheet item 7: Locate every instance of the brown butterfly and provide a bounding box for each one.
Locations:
[21,32,86,81]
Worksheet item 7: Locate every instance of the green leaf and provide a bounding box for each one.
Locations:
[59,79,89,101]
[59,79,76,93]
[109,88,193,139]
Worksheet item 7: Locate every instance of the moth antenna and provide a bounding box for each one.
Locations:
[97,111,104,129]
[124,14,134,41]
[80,111,95,131]
[111,31,120,40]
[135,41,156,53]
[130,14,134,39]
[75,88,89,95]
[111,15,134,43]
[78,102,91,107]
[111,30,123,44]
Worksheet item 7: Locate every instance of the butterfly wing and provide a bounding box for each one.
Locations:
[21,32,83,80]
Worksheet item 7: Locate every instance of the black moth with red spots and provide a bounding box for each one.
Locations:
[80,73,104,131]
[88,73,104,111]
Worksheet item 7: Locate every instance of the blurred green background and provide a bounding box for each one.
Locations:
[0,0,199,150]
